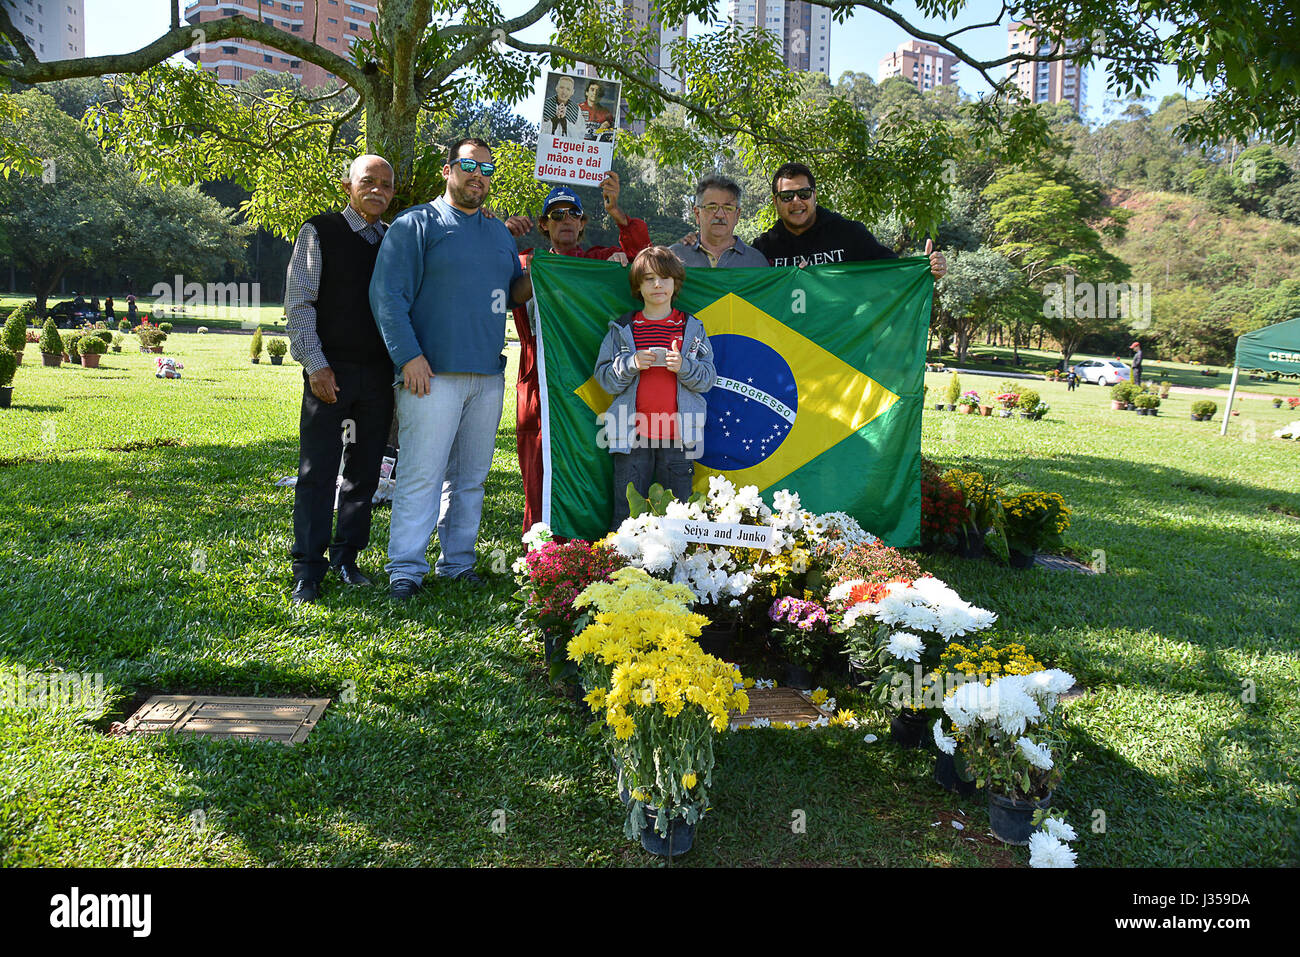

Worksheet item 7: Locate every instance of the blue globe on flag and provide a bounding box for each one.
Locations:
[700,335,798,471]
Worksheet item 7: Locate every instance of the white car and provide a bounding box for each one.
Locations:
[1072,359,1130,385]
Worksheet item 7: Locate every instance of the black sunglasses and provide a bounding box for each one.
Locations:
[545,209,585,221]
[775,187,814,202]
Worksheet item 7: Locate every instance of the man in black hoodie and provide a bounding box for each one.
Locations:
[750,162,948,278]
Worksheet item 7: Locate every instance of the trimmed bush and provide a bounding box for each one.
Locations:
[79,334,107,355]
[267,337,288,358]
[1111,382,1137,405]
[65,333,82,360]
[1134,393,1159,409]
[38,319,62,356]
[1192,399,1217,419]
[945,371,961,404]
[250,326,264,360]
[1017,389,1041,411]
[118,318,130,332]
[0,347,16,388]
[158,322,173,334]
[3,311,27,354]
[11,300,37,326]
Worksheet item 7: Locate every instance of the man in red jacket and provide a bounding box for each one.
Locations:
[510,174,651,531]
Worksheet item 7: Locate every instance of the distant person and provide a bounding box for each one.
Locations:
[1130,341,1143,387]
[126,294,137,320]
[104,296,115,321]
[90,296,101,315]
[1066,369,1078,391]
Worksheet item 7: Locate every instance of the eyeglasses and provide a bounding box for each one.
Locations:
[452,158,495,176]
[775,187,814,202]
[697,203,739,215]
[545,209,585,221]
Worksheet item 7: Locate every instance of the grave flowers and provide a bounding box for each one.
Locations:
[568,568,749,856]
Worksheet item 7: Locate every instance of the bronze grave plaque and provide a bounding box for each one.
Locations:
[729,687,833,730]
[123,695,330,744]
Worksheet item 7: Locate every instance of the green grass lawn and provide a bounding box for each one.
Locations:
[1,335,1296,866]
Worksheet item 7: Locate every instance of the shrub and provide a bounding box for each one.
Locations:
[136,326,165,349]
[1159,380,1172,397]
[158,322,173,334]
[1192,399,1217,418]
[38,319,63,355]
[1134,393,1159,409]
[1018,389,1041,411]
[65,333,82,360]
[267,337,288,358]
[111,332,124,350]
[3,311,27,354]
[1001,491,1071,555]
[1274,398,1284,408]
[0,347,15,388]
[945,371,961,404]
[1111,382,1137,404]
[11,300,37,325]
[79,334,106,355]
[93,329,113,344]
[118,318,130,332]
[250,326,264,359]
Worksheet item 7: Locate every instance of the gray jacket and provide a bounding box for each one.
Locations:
[594,310,716,452]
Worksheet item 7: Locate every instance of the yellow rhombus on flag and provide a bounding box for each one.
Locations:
[574,291,898,493]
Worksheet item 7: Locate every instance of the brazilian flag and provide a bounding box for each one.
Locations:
[532,252,933,545]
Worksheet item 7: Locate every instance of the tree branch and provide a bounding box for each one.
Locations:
[0,15,364,90]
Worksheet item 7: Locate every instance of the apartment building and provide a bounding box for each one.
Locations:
[183,0,377,88]
[878,40,958,93]
[729,0,830,74]
[2,0,84,60]
[1006,19,1086,113]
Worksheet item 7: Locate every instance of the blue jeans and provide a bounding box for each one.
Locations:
[387,372,504,584]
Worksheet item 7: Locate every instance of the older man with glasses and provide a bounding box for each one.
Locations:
[751,161,947,278]
[669,175,770,269]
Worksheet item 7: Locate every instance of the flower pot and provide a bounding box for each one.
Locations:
[251,356,261,364]
[934,752,979,797]
[987,790,1053,845]
[847,657,871,688]
[697,621,736,660]
[41,352,62,367]
[1008,549,1035,569]
[934,403,944,410]
[955,527,985,559]
[150,346,163,354]
[1018,411,1033,419]
[61,353,69,362]
[958,405,974,414]
[0,386,11,409]
[80,353,100,368]
[1111,400,1124,410]
[112,345,121,352]
[784,662,814,690]
[640,807,695,858]
[890,708,928,749]
[999,409,1013,418]
[945,403,957,411]
[270,355,284,366]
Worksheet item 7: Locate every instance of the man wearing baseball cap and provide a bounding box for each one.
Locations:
[1130,341,1143,387]
[509,173,650,531]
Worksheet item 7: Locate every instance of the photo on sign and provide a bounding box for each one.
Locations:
[540,72,619,143]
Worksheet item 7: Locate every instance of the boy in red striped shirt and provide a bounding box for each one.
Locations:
[594,247,716,528]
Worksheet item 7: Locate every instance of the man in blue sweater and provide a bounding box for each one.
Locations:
[370,138,531,599]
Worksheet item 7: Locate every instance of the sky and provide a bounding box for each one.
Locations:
[83,1,1199,125]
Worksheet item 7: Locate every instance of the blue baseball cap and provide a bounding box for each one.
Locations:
[543,185,584,216]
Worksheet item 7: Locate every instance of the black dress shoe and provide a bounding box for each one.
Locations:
[291,579,320,604]
[333,563,373,586]
[389,578,422,601]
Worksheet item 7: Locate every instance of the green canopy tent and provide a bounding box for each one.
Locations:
[1221,317,1300,435]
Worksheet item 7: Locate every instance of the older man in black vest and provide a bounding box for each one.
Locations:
[285,154,397,604]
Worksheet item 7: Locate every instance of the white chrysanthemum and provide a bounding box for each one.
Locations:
[901,604,942,633]
[933,719,957,755]
[749,717,771,728]
[1028,832,1077,868]
[664,499,704,520]
[725,571,755,596]
[989,676,1041,736]
[944,680,1002,731]
[827,578,865,603]
[841,602,877,630]
[1043,816,1077,842]
[715,502,743,524]
[1017,736,1054,770]
[522,522,553,549]
[641,541,675,574]
[1025,669,1076,700]
[875,594,913,625]
[910,575,959,604]
[772,488,801,514]
[817,511,876,547]
[886,631,925,662]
